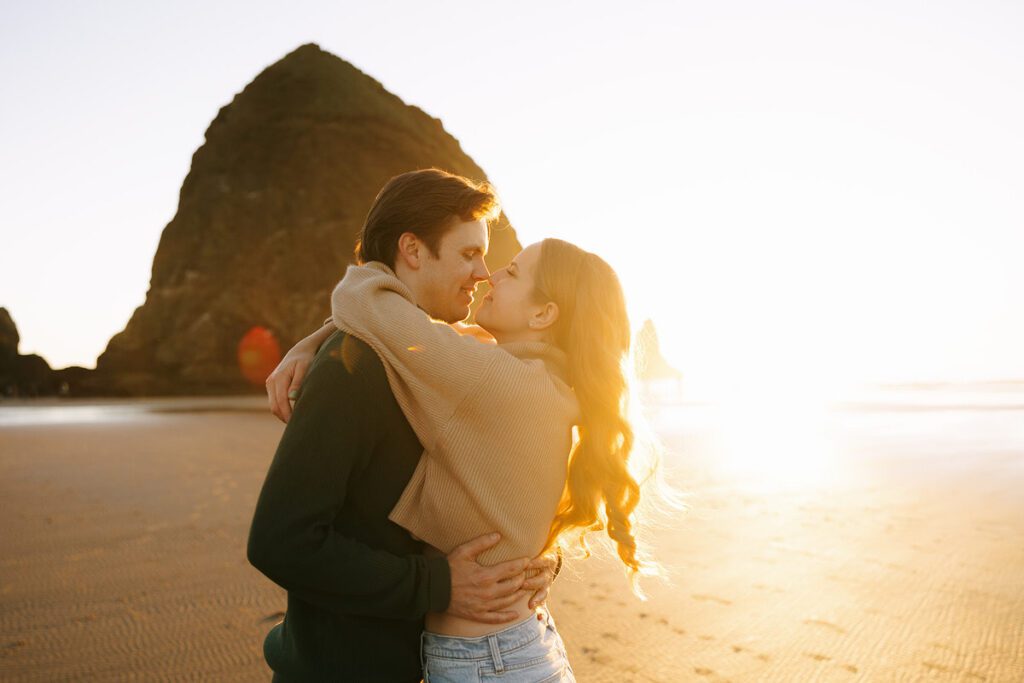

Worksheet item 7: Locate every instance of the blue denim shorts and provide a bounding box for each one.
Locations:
[421,608,575,682]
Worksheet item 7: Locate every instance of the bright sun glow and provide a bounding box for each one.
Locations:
[704,390,842,492]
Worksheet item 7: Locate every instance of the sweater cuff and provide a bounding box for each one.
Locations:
[426,554,452,613]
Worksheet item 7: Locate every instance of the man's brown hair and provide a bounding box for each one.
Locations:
[355,169,501,268]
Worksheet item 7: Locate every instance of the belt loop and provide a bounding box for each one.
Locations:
[487,633,504,673]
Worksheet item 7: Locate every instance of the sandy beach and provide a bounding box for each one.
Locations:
[1,395,1022,681]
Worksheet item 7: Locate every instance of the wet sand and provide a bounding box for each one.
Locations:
[1,398,1022,681]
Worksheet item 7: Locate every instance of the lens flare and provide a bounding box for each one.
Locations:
[237,326,282,386]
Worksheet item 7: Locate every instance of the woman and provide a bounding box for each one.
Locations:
[278,238,651,682]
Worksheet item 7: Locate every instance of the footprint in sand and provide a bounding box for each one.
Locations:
[922,661,985,679]
[580,646,610,665]
[693,667,715,677]
[842,664,858,673]
[599,632,619,641]
[802,618,847,634]
[804,652,831,662]
[692,593,732,606]
[672,627,687,635]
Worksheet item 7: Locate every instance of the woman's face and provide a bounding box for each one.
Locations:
[474,242,548,340]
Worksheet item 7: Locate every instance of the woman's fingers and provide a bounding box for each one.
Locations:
[520,572,550,593]
[526,554,557,572]
[277,364,297,422]
[284,359,310,417]
[528,587,548,610]
[266,369,285,422]
[267,357,307,423]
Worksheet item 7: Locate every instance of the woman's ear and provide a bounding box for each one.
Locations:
[530,302,560,331]
[396,232,421,270]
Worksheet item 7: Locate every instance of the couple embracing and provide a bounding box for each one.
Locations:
[248,168,658,681]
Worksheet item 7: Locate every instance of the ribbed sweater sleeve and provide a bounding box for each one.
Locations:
[331,263,504,451]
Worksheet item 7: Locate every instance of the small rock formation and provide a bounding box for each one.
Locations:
[0,307,62,397]
[635,319,682,383]
[94,44,522,395]
[0,308,17,358]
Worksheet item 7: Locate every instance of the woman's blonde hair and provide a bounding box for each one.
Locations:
[534,239,660,594]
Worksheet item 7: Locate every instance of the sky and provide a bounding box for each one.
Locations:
[2,0,1022,396]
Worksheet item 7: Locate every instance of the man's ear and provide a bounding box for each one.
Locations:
[396,232,421,270]
[529,302,560,332]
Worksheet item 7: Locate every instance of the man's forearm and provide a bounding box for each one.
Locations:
[247,519,450,619]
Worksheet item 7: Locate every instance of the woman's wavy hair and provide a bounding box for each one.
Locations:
[535,239,670,596]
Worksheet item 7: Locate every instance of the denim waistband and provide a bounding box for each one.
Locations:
[421,609,555,663]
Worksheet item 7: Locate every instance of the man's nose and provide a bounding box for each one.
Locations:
[472,258,489,282]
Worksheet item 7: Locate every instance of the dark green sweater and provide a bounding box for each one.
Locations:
[247,331,451,681]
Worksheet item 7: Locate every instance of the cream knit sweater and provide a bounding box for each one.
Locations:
[331,263,579,565]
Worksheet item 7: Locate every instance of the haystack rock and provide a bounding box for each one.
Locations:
[95,44,521,395]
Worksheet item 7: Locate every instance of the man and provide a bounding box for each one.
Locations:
[248,169,553,681]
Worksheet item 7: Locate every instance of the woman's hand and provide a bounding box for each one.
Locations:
[524,550,561,610]
[266,322,335,423]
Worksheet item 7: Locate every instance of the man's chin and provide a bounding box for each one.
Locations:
[441,306,471,324]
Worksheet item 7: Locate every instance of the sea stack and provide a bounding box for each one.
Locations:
[0,307,60,397]
[95,44,521,395]
[635,319,683,383]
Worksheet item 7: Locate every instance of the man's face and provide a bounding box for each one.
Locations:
[416,218,490,322]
